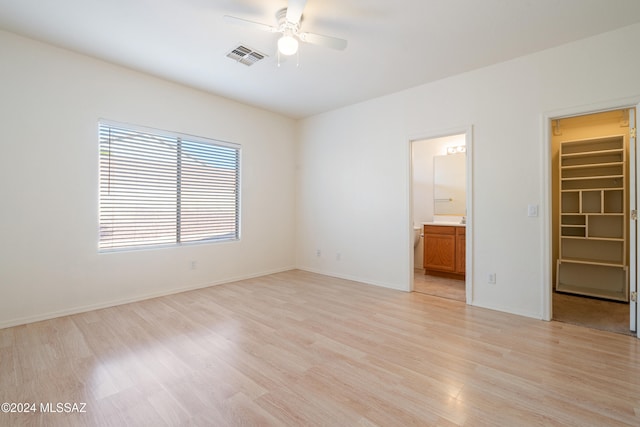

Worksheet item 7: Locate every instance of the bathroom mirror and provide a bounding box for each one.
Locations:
[433,153,466,215]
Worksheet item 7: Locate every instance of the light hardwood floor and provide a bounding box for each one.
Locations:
[2,270,640,426]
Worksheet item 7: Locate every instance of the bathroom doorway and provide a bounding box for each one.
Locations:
[411,131,470,302]
[550,108,634,335]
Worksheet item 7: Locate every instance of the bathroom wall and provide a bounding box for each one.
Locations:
[412,134,465,268]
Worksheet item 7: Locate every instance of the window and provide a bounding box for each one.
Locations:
[98,121,240,251]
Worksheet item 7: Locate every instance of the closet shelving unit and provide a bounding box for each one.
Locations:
[556,135,628,301]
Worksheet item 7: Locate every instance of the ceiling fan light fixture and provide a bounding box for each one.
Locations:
[225,3,348,65]
[278,34,298,56]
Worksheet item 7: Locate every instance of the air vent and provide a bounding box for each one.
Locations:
[226,45,267,66]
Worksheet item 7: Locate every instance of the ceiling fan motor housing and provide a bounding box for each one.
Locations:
[276,8,302,33]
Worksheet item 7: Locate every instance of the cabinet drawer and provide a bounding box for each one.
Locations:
[424,225,455,235]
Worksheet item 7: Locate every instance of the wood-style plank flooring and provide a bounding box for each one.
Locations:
[1,270,640,426]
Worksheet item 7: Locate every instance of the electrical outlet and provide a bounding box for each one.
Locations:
[316,249,321,257]
[488,273,496,284]
[190,260,197,270]
[336,253,341,261]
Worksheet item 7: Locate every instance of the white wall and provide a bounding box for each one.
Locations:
[296,96,412,290]
[0,30,297,328]
[296,23,640,318]
[413,134,465,225]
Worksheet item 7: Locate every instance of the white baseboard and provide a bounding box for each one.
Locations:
[297,267,409,292]
[469,300,543,321]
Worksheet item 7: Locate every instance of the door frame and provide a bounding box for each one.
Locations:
[630,107,637,333]
[408,125,474,304]
[542,97,640,337]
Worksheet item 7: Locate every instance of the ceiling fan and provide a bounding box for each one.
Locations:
[223,0,348,58]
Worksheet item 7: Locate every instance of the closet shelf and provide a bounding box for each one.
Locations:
[561,148,623,156]
[561,175,623,181]
[561,162,623,169]
[560,256,625,266]
[561,236,623,241]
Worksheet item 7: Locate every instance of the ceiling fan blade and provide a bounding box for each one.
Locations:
[223,15,279,33]
[299,32,348,50]
[286,0,308,23]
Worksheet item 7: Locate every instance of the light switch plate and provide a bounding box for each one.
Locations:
[527,204,539,217]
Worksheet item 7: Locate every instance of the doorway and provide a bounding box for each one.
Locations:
[550,108,634,335]
[411,132,470,302]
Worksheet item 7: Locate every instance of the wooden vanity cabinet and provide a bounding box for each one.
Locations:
[424,225,465,279]
[456,227,465,274]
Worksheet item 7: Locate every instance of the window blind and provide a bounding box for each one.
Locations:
[99,122,239,250]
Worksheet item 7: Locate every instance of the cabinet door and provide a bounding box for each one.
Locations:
[424,233,456,272]
[456,229,465,274]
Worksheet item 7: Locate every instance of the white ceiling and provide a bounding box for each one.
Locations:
[2,0,640,119]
